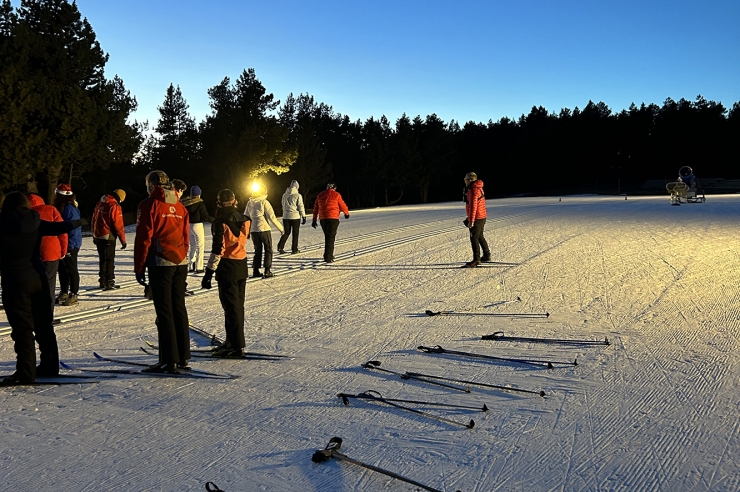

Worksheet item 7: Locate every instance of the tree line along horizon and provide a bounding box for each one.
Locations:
[2,0,739,222]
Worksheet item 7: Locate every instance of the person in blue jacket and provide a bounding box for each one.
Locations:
[53,184,82,306]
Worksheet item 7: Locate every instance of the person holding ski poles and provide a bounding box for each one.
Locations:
[244,182,283,278]
[462,172,491,268]
[134,170,191,373]
[312,182,349,263]
[200,189,250,357]
[277,180,306,254]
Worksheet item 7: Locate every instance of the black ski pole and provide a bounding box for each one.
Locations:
[482,331,609,345]
[425,309,549,318]
[205,483,224,492]
[338,391,476,428]
[418,345,578,368]
[362,361,470,393]
[312,437,455,492]
[189,322,224,346]
[405,371,546,397]
[341,390,487,411]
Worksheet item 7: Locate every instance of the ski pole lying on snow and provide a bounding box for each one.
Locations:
[362,361,470,392]
[312,437,456,492]
[404,370,546,397]
[338,390,478,428]
[482,331,610,346]
[425,309,549,318]
[481,296,522,308]
[418,345,578,369]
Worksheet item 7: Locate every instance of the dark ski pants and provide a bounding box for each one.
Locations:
[94,239,116,285]
[320,219,340,262]
[277,219,301,253]
[58,247,80,295]
[217,277,246,349]
[44,260,58,318]
[149,265,190,365]
[251,231,274,273]
[469,218,490,262]
[3,274,57,382]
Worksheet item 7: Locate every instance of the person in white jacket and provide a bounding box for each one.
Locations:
[277,180,306,254]
[244,183,284,278]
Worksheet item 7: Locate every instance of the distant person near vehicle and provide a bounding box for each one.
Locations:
[201,189,250,356]
[462,172,491,268]
[0,191,81,385]
[277,180,306,254]
[91,188,127,289]
[312,182,349,263]
[181,185,213,274]
[244,183,283,278]
[53,184,82,306]
[28,193,67,316]
[134,170,191,373]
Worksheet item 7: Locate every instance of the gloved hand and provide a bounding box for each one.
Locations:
[312,220,318,229]
[469,221,474,229]
[301,217,306,225]
[120,242,127,250]
[135,271,147,286]
[463,218,469,227]
[201,269,214,290]
[343,213,349,219]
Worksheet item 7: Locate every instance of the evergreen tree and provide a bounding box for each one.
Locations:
[152,83,198,173]
[0,0,141,201]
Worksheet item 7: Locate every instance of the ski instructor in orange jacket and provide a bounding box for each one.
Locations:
[134,170,191,373]
[312,182,349,263]
[463,172,491,268]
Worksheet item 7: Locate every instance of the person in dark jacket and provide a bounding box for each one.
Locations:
[53,184,82,306]
[181,185,213,274]
[91,189,127,289]
[312,182,349,263]
[0,191,80,384]
[134,170,191,373]
[201,189,250,356]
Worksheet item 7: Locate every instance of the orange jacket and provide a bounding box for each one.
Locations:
[134,186,189,274]
[92,194,126,244]
[312,188,349,221]
[465,179,487,223]
[28,194,68,261]
[206,206,250,280]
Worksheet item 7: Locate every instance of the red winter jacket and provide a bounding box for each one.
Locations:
[312,188,349,221]
[92,194,127,244]
[465,179,487,223]
[28,194,68,261]
[134,186,190,274]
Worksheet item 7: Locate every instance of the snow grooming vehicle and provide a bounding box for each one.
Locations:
[666,166,706,205]
[312,437,461,492]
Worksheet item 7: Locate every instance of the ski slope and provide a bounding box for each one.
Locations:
[1,195,739,491]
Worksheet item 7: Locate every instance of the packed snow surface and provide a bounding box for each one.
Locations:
[1,195,739,491]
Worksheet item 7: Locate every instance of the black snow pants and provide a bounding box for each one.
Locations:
[44,260,58,318]
[251,231,274,274]
[277,219,301,253]
[149,265,190,365]
[217,277,247,349]
[469,218,490,263]
[95,239,117,286]
[320,219,339,262]
[58,247,80,295]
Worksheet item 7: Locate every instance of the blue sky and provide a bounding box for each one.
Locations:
[66,0,739,129]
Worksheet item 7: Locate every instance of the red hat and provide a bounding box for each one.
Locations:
[55,183,73,196]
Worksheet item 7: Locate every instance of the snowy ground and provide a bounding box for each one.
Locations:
[1,195,740,492]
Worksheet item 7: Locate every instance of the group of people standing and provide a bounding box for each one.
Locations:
[1,170,486,384]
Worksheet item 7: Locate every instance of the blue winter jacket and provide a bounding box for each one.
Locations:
[62,203,82,250]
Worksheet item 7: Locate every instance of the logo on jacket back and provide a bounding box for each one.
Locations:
[170,206,176,213]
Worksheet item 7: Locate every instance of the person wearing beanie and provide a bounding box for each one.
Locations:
[244,182,283,278]
[462,172,491,268]
[53,184,82,306]
[277,180,306,255]
[311,182,349,263]
[91,189,127,289]
[0,191,82,384]
[134,170,191,373]
[27,193,67,318]
[181,184,214,274]
[200,189,250,356]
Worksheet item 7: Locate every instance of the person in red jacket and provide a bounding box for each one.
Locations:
[462,172,491,268]
[91,189,127,289]
[311,182,349,263]
[27,193,67,316]
[134,170,191,373]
